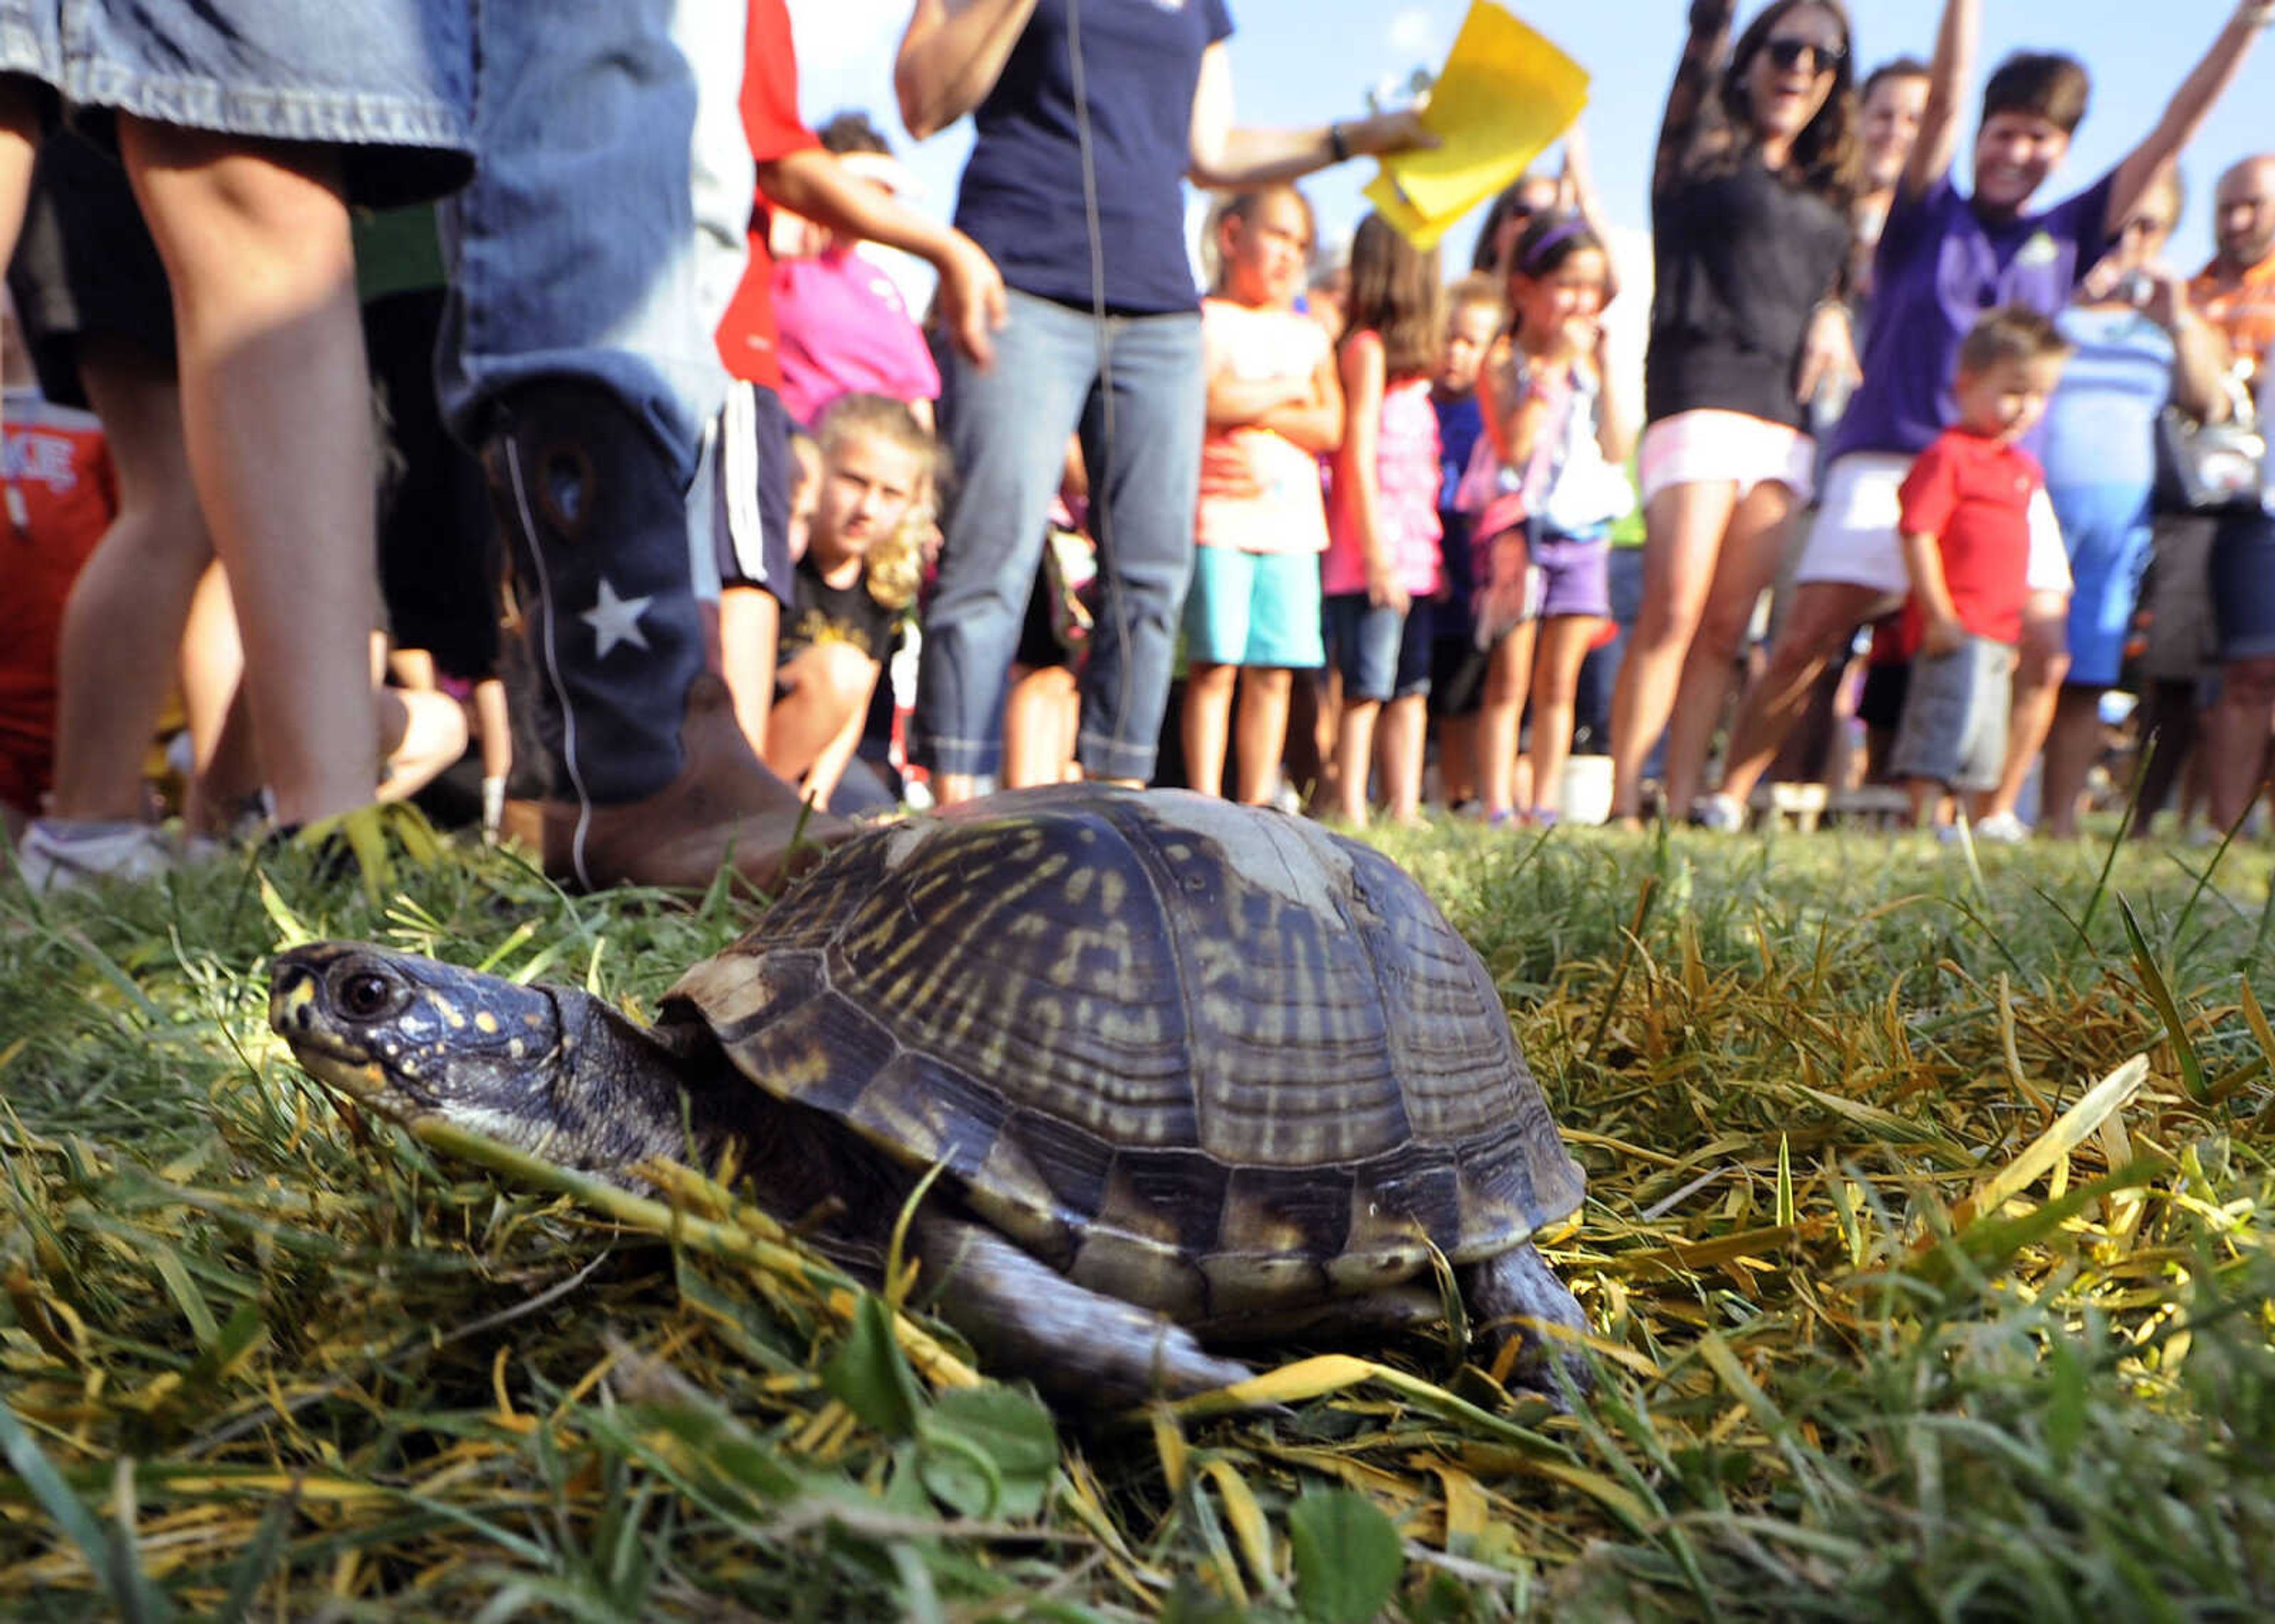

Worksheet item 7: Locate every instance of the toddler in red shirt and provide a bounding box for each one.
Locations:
[1889,307,2073,830]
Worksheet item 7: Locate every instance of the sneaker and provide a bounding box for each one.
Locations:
[1971,811,2030,844]
[1690,793,1746,833]
[16,819,180,892]
[1527,806,1561,829]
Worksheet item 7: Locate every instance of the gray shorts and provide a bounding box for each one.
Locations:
[1888,635,2014,792]
[0,0,471,208]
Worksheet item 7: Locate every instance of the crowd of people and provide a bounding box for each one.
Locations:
[4,0,2274,898]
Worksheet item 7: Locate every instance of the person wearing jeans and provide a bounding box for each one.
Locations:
[895,0,1430,803]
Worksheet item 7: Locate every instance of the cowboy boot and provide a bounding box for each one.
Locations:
[480,380,851,892]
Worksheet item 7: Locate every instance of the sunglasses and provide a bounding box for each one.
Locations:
[1764,37,1845,74]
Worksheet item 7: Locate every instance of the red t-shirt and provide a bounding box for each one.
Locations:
[1895,428,2041,654]
[0,392,116,811]
[713,0,821,388]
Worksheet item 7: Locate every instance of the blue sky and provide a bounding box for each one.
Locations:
[787,1,2275,277]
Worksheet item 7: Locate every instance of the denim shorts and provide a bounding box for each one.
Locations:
[1184,546,1324,669]
[0,0,473,207]
[1325,593,1433,704]
[2209,510,2275,662]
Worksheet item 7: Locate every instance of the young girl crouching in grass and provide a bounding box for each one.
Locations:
[764,394,935,809]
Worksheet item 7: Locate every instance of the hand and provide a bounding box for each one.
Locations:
[1796,302,1860,407]
[934,229,1009,370]
[1921,613,1966,659]
[1366,559,1411,616]
[2138,265,2192,333]
[1339,109,1439,161]
[2238,0,2275,28]
[1552,313,1600,365]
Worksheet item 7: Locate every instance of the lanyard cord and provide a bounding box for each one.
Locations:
[1063,0,1139,760]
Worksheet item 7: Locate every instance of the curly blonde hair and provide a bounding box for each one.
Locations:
[812,393,941,616]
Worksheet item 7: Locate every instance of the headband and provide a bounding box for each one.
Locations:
[1518,219,1589,273]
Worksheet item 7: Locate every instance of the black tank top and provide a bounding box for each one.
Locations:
[1646,161,1851,431]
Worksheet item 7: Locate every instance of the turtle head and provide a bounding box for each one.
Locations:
[270,942,581,1149]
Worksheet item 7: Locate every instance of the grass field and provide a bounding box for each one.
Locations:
[3,812,2273,1621]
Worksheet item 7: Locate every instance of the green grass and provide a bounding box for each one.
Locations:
[2,815,2273,1620]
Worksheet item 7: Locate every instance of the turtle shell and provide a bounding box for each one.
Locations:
[665,785,1582,1325]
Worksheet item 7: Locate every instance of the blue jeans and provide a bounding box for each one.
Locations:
[917,290,1204,782]
[435,0,749,485]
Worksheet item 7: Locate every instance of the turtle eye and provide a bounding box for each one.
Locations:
[335,970,398,1020]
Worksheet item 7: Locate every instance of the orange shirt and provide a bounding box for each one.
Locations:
[0,390,115,811]
[2190,249,2275,382]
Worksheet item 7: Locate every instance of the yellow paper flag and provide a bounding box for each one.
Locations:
[1367,1,1590,248]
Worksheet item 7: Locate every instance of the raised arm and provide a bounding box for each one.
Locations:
[895,0,1040,141]
[1187,43,1433,190]
[760,148,1009,366]
[1654,0,1735,201]
[1559,121,1623,308]
[1901,0,1977,203]
[2107,1,2275,226]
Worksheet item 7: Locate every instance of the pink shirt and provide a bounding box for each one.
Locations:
[771,248,941,427]
[1325,370,1443,598]
[1195,299,1331,555]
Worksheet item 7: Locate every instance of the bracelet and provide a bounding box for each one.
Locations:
[1329,123,1350,164]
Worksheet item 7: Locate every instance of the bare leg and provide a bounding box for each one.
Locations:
[1437,713,1478,808]
[1717,578,1887,811]
[2129,678,2200,838]
[1180,660,1236,798]
[916,1217,1251,1404]
[762,642,874,789]
[1004,663,1080,789]
[46,338,215,821]
[124,121,378,826]
[2206,656,2275,833]
[1976,591,2069,826]
[717,585,778,758]
[1475,622,1536,818]
[1231,666,1292,806]
[1524,617,1601,819]
[0,82,37,296]
[1461,1241,1590,1400]
[1658,481,1797,815]
[1333,696,1381,824]
[1377,693,1428,824]
[1607,480,1739,819]
[2039,686,2106,839]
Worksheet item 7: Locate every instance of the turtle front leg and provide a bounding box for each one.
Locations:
[1463,1241,1592,1402]
[915,1218,1252,1406]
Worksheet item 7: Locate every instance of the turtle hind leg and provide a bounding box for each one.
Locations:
[915,1218,1252,1407]
[1462,1241,1592,1404]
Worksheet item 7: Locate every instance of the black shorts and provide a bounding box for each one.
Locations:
[1856,659,1911,732]
[6,127,176,406]
[710,380,796,608]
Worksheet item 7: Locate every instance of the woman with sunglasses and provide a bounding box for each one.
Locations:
[1606,0,1862,827]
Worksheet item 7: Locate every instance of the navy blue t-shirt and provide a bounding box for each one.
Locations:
[954,0,1234,316]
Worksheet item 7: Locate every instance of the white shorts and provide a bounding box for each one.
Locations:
[1792,452,2072,600]
[1638,409,1817,507]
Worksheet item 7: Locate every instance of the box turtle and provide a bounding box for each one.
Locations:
[270,785,1589,1405]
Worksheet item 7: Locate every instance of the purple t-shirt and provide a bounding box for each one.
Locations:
[954,0,1233,316]
[1829,171,2116,460]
